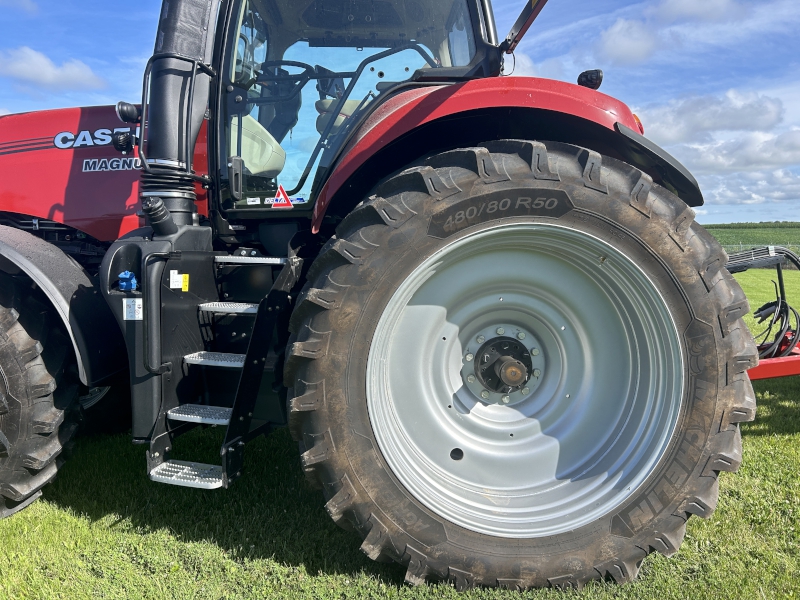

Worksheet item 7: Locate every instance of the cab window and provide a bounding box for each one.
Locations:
[221,0,480,213]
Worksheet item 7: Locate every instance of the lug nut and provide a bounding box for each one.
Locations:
[476,335,485,344]
[531,348,540,356]
[467,375,476,383]
[522,387,530,395]
[496,327,505,335]
[501,395,510,404]
[465,353,474,362]
[480,390,490,399]
[534,369,541,377]
[517,332,526,340]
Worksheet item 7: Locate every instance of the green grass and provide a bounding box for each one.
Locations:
[1,273,799,599]
[704,222,800,253]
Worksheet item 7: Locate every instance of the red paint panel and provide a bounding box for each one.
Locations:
[312,77,640,232]
[748,350,800,380]
[0,106,208,242]
[193,121,210,218]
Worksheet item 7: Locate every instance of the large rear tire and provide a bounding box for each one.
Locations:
[285,141,757,589]
[0,273,79,517]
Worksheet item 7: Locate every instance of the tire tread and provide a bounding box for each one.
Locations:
[0,273,79,516]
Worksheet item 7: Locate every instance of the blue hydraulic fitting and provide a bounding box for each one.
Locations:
[119,271,138,292]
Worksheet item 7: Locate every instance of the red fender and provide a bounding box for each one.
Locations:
[312,77,641,232]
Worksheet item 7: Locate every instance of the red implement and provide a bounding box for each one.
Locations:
[749,349,800,380]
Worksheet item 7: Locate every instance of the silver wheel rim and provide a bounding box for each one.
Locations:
[366,223,684,538]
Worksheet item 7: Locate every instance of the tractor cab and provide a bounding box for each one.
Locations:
[218,0,497,216]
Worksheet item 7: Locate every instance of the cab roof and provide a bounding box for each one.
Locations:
[251,0,476,49]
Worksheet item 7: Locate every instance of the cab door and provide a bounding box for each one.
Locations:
[218,0,297,217]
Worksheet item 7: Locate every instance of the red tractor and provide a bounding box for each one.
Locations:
[0,0,758,590]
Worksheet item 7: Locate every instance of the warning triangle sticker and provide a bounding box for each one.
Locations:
[272,184,293,209]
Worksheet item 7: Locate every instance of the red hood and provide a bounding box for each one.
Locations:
[0,106,208,242]
[0,106,144,241]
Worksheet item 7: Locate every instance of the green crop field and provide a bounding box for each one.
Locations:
[704,222,800,254]
[0,270,798,599]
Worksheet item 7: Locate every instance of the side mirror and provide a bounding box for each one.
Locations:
[115,101,142,124]
[578,70,604,90]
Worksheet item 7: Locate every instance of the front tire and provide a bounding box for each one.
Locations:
[0,273,79,517]
[285,141,757,589]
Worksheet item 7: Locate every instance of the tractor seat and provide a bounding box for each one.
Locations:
[315,99,363,135]
[230,114,286,178]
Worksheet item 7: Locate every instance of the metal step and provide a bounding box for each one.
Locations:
[150,460,223,489]
[184,351,245,369]
[167,404,232,426]
[214,256,287,265]
[198,302,258,315]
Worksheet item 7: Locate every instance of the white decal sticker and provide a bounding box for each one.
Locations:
[54,126,140,150]
[264,196,308,205]
[169,270,184,289]
[246,197,261,205]
[82,157,142,172]
[73,130,95,148]
[54,132,74,149]
[93,128,112,145]
[123,298,143,321]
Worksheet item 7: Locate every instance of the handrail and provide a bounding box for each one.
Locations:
[286,43,437,196]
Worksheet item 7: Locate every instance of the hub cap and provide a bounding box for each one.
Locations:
[366,224,683,538]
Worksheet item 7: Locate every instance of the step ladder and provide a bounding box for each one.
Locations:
[146,249,305,489]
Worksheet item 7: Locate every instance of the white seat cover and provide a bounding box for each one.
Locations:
[230,115,286,178]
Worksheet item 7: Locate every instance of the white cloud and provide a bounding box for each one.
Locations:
[681,130,800,174]
[0,0,37,13]
[0,47,106,92]
[649,1,797,58]
[677,146,800,206]
[504,52,537,77]
[589,0,793,68]
[596,19,660,66]
[0,108,10,116]
[638,88,800,208]
[640,91,784,145]
[652,0,747,23]
[700,169,800,206]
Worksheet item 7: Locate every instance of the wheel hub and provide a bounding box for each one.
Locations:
[478,337,531,391]
[462,325,544,405]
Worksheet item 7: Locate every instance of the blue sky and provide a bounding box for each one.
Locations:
[0,0,798,223]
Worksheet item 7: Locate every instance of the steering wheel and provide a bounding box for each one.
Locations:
[240,60,316,101]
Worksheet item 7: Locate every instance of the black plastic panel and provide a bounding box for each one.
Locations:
[0,225,126,386]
